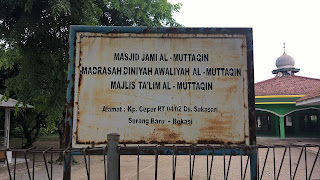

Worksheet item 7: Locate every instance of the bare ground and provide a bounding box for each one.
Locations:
[1,137,319,179]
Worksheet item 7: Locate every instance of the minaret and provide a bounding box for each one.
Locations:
[272,43,300,77]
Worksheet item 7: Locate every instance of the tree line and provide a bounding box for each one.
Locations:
[0,0,181,149]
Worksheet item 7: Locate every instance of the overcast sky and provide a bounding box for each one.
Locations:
[168,0,320,83]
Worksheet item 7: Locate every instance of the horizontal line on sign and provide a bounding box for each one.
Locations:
[255,95,305,98]
[255,102,296,104]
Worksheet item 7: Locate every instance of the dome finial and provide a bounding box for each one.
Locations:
[283,42,286,53]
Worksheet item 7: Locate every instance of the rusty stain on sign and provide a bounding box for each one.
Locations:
[71,30,252,147]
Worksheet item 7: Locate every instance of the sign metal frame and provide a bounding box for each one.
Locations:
[66,26,256,149]
[64,25,256,180]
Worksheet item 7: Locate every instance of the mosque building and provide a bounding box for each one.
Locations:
[255,44,320,138]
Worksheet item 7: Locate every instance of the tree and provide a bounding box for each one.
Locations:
[0,45,20,94]
[0,0,181,150]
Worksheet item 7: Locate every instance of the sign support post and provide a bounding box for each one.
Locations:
[250,149,258,180]
[107,133,120,180]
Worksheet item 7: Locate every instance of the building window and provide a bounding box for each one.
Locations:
[301,114,318,130]
[256,114,271,131]
[286,116,293,126]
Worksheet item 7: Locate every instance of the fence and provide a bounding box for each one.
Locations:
[1,144,319,180]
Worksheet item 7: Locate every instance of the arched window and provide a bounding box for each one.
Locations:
[300,114,318,130]
[256,114,271,131]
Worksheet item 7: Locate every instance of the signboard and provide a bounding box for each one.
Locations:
[67,26,255,147]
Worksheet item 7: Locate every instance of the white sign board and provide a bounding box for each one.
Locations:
[72,32,250,146]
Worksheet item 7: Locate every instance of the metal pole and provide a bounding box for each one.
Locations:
[4,108,12,164]
[4,108,10,149]
[250,148,258,180]
[107,133,120,180]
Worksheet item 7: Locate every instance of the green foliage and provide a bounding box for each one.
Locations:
[0,45,20,94]
[0,44,21,69]
[97,0,182,26]
[0,0,181,144]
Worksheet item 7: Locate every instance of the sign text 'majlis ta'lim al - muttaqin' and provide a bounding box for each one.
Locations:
[73,32,250,146]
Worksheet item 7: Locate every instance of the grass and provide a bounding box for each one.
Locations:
[9,133,59,144]
[38,133,59,141]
